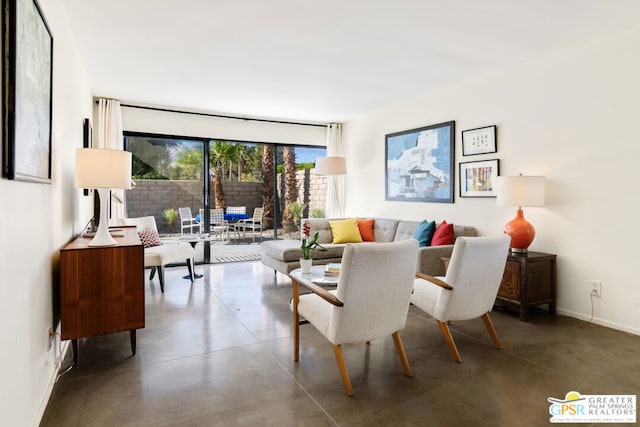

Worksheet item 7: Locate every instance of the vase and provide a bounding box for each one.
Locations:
[300,258,312,274]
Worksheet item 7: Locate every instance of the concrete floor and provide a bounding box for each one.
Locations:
[41,260,640,426]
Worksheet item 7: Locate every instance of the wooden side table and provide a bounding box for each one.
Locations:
[496,251,557,322]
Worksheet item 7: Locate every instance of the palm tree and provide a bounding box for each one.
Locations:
[261,145,275,229]
[211,141,234,208]
[282,147,298,233]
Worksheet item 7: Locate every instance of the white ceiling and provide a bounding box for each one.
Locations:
[61,0,640,123]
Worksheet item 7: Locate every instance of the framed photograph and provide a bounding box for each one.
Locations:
[459,159,500,198]
[462,125,497,156]
[2,0,53,183]
[385,121,455,203]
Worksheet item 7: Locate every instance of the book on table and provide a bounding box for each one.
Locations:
[324,263,341,276]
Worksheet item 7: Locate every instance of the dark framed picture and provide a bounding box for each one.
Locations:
[462,125,497,156]
[2,0,53,183]
[82,118,92,195]
[459,159,500,198]
[385,121,455,203]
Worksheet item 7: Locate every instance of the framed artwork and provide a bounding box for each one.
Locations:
[459,159,500,198]
[82,118,92,196]
[462,125,497,156]
[385,121,455,203]
[2,0,53,183]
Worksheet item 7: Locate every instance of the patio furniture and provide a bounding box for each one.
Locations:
[178,207,199,235]
[226,206,246,215]
[234,207,264,241]
[208,208,230,243]
[225,206,249,223]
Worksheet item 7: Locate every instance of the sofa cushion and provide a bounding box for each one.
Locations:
[412,220,436,247]
[261,239,345,262]
[303,219,334,244]
[432,221,455,246]
[329,218,363,244]
[373,218,400,242]
[357,218,375,242]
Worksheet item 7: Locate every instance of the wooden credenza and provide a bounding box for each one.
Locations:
[60,226,144,364]
[495,251,557,322]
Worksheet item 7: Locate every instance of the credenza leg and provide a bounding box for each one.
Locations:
[72,339,78,365]
[130,330,136,355]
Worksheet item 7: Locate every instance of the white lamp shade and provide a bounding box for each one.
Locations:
[75,148,132,189]
[314,156,346,176]
[496,175,545,207]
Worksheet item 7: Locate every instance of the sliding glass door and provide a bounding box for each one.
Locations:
[125,131,327,263]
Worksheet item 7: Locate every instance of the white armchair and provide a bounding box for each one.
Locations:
[122,216,195,293]
[291,239,419,396]
[411,235,510,363]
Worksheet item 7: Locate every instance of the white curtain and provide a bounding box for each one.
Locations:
[96,98,126,224]
[325,123,344,218]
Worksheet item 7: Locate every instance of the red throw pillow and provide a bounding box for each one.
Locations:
[357,218,375,242]
[431,221,455,246]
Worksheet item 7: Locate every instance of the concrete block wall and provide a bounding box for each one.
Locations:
[127,172,326,234]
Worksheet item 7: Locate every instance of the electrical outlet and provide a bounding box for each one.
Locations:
[591,280,602,297]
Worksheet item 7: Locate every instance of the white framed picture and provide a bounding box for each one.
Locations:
[462,125,497,156]
[459,159,499,198]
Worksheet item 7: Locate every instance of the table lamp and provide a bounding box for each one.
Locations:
[314,156,347,216]
[75,148,132,246]
[495,174,545,253]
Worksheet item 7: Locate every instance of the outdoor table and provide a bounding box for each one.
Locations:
[194,213,249,222]
[224,213,249,222]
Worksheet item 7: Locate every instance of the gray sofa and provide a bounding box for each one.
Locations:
[261,217,477,276]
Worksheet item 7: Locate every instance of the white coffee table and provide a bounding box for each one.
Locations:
[289,265,339,287]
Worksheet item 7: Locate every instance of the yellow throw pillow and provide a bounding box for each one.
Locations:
[329,218,363,244]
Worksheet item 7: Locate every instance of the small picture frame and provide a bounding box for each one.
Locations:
[462,125,497,156]
[82,118,92,196]
[459,159,499,198]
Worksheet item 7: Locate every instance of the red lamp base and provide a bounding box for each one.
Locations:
[503,209,535,253]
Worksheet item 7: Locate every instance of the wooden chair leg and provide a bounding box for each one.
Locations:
[437,320,462,363]
[332,344,353,396]
[292,280,300,361]
[149,267,156,280]
[392,331,413,377]
[158,266,165,293]
[481,312,502,349]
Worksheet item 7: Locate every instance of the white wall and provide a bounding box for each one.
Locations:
[0,0,93,424]
[343,27,640,335]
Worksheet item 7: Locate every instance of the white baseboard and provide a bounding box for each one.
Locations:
[33,340,71,427]
[557,308,640,336]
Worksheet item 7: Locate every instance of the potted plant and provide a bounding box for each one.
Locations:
[300,220,326,273]
[163,208,178,234]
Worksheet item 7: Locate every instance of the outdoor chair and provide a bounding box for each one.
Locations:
[234,207,263,241]
[121,216,195,293]
[225,206,246,214]
[411,235,510,363]
[178,207,199,235]
[292,239,419,396]
[202,208,229,243]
